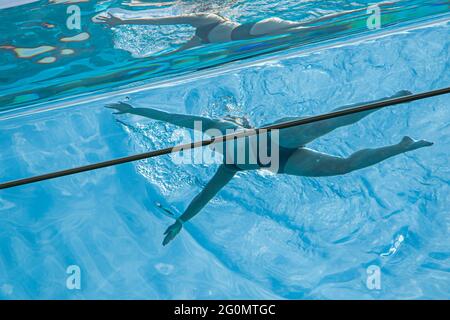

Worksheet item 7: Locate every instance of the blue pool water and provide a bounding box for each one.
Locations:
[0,0,449,299]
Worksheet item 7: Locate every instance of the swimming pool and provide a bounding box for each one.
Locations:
[0,0,449,299]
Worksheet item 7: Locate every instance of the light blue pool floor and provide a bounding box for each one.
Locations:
[0,20,449,299]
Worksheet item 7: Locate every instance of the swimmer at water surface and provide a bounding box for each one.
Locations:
[94,5,381,52]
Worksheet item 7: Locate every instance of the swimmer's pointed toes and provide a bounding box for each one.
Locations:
[401,136,434,150]
[420,140,434,147]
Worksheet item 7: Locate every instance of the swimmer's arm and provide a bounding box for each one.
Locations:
[179,165,237,223]
[106,102,237,132]
[118,15,200,25]
[97,13,221,28]
[127,107,217,130]
[162,164,237,245]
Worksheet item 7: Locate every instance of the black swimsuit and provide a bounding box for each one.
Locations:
[195,21,223,43]
[196,19,301,43]
[195,18,259,43]
[256,143,298,173]
[230,22,258,40]
[223,134,298,173]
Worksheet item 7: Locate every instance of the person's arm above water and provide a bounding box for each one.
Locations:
[162,164,238,246]
[95,12,224,28]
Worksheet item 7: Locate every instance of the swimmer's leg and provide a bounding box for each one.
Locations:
[249,12,361,36]
[300,7,371,26]
[282,136,433,177]
[96,12,225,28]
[250,18,303,36]
[305,90,413,135]
[253,6,381,36]
[273,90,412,148]
[162,164,238,245]
[106,102,238,133]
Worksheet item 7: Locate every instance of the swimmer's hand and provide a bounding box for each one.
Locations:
[106,102,134,114]
[162,219,183,246]
[95,13,124,27]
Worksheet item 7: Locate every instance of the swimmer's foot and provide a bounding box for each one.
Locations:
[399,136,433,152]
[106,102,134,114]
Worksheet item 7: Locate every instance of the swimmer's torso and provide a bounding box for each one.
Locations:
[209,130,297,173]
[195,16,302,43]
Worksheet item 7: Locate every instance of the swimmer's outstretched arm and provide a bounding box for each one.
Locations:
[96,12,223,28]
[106,102,237,133]
[162,164,238,245]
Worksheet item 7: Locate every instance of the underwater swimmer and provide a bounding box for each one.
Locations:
[106,90,433,246]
